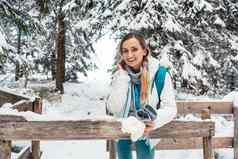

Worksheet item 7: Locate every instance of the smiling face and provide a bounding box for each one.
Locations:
[121,38,147,71]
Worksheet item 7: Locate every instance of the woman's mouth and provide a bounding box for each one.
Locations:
[127,58,136,62]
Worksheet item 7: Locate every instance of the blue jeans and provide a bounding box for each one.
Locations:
[117,139,155,159]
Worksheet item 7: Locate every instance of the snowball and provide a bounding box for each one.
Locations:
[120,116,145,141]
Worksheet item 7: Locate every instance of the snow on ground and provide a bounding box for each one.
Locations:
[1,71,237,158]
[3,78,235,159]
[40,140,107,159]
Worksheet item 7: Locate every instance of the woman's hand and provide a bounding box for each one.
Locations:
[143,121,156,136]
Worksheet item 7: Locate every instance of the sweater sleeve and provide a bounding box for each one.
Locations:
[154,73,177,129]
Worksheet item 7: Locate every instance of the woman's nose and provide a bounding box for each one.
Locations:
[127,51,134,57]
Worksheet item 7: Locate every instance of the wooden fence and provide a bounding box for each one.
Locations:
[0,89,42,159]
[0,115,214,159]
[149,101,235,157]
[0,89,237,159]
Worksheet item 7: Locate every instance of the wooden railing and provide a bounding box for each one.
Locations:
[0,115,214,140]
[159,101,234,150]
[0,89,42,159]
[0,89,30,106]
[107,108,215,159]
[175,101,234,150]
[137,101,234,151]
[0,115,214,159]
[108,101,236,159]
[0,89,235,159]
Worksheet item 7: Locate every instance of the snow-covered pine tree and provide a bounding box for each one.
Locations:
[0,29,8,74]
[224,0,238,30]
[0,0,43,85]
[36,0,107,93]
[104,0,238,96]
[64,0,107,79]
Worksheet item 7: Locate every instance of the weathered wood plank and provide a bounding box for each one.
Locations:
[0,120,214,140]
[31,97,42,159]
[0,115,27,122]
[233,106,238,159]
[177,101,233,114]
[212,137,233,149]
[0,140,11,159]
[108,140,116,159]
[0,95,9,106]
[0,89,31,106]
[106,105,116,159]
[154,137,232,150]
[201,109,213,159]
[107,137,232,151]
[32,97,42,114]
[31,141,40,159]
[12,100,33,112]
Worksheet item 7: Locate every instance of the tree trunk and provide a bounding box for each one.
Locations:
[55,14,65,94]
[15,62,20,81]
[0,140,11,159]
[51,49,56,80]
[15,27,22,81]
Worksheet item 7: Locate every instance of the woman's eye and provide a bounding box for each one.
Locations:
[132,48,138,52]
[122,50,128,54]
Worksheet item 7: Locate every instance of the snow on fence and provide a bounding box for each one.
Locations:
[0,89,42,159]
[0,89,236,159]
[0,89,34,106]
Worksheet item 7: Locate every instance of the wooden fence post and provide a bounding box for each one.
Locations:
[233,102,238,159]
[106,107,117,159]
[202,109,213,159]
[0,140,11,159]
[33,97,42,114]
[32,97,42,159]
[108,140,116,159]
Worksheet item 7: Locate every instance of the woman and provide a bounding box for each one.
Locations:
[106,32,177,159]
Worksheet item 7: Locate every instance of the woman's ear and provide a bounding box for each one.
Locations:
[143,48,149,56]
